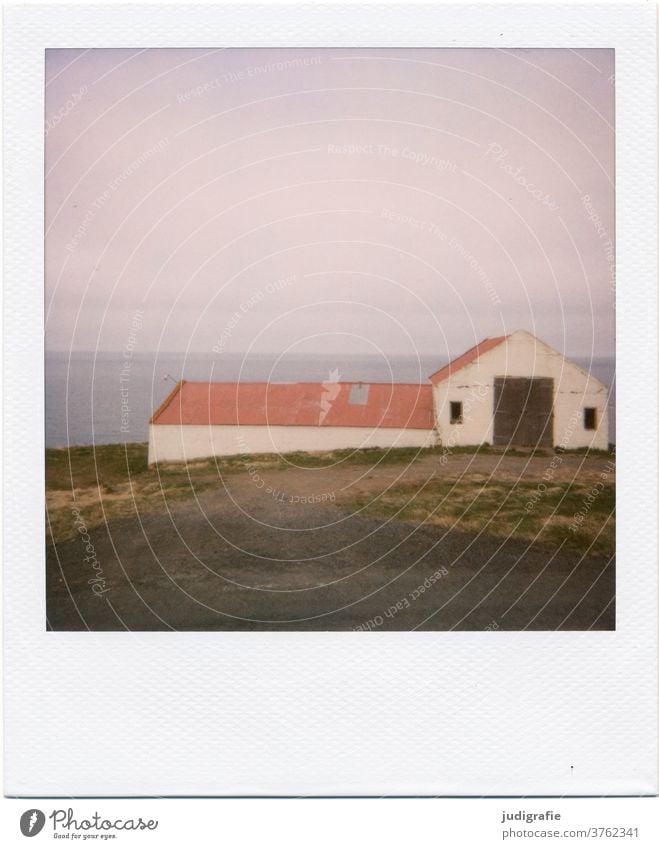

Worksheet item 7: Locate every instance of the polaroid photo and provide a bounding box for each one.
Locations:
[3,1,657,798]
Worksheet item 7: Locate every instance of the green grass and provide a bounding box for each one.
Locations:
[45,442,477,543]
[46,443,150,490]
[340,477,615,555]
[46,443,218,543]
[231,445,448,469]
[44,442,494,490]
[46,440,614,490]
[555,445,616,457]
[45,442,615,551]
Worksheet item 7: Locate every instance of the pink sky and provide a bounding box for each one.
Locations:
[45,48,614,359]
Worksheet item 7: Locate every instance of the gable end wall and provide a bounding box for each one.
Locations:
[432,331,609,449]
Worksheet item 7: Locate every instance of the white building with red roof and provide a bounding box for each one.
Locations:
[430,330,609,452]
[148,330,609,463]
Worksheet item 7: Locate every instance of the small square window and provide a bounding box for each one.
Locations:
[348,383,369,405]
[584,407,597,430]
[450,401,463,424]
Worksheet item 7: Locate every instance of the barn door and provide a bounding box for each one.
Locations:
[493,377,553,447]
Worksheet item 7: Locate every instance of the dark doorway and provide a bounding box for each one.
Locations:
[493,377,554,447]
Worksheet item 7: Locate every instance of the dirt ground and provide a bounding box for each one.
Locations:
[46,447,615,631]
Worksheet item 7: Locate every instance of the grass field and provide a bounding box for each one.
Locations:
[341,476,614,555]
[46,441,452,489]
[46,443,458,541]
[46,442,614,555]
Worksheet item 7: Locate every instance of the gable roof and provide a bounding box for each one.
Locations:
[428,335,509,384]
[150,380,435,430]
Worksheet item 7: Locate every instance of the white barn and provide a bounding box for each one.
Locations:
[148,330,609,464]
[431,330,610,452]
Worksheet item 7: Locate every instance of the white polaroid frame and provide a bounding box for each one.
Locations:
[4,2,657,796]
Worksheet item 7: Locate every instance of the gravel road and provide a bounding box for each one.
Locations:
[46,452,615,631]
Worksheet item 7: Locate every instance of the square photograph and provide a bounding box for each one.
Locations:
[45,47,615,632]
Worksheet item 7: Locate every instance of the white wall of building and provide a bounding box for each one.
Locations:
[432,330,609,450]
[148,423,436,464]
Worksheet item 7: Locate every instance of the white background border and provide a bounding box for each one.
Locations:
[3,2,657,796]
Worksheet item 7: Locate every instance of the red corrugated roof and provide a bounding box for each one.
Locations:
[429,335,509,384]
[150,380,435,430]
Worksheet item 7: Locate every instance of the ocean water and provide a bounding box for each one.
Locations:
[45,351,616,448]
